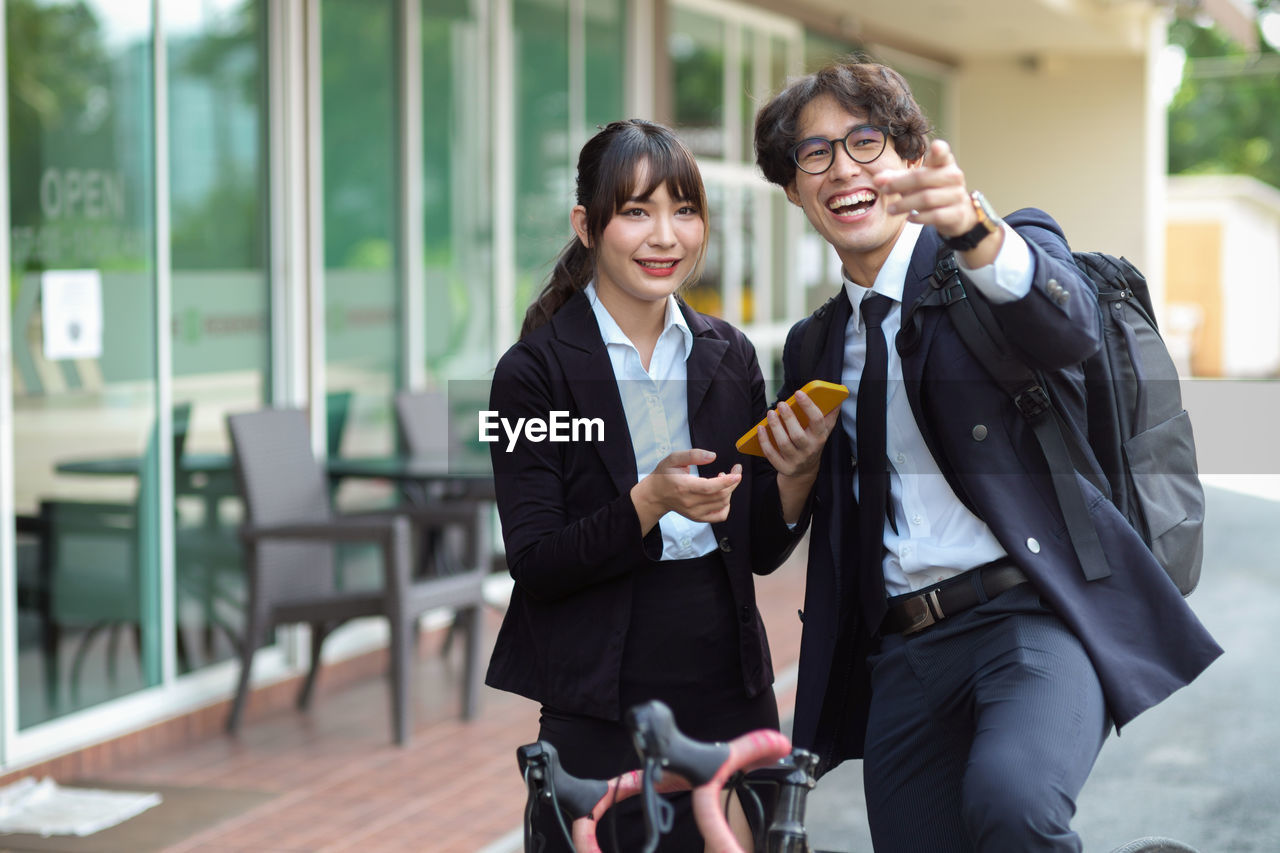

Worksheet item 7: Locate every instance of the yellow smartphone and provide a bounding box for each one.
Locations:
[736,379,850,457]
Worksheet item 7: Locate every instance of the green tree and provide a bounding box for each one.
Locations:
[1168,0,1280,189]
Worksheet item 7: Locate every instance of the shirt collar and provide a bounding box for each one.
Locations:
[841,221,923,327]
[584,281,693,360]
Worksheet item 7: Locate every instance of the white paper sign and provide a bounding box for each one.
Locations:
[41,269,103,360]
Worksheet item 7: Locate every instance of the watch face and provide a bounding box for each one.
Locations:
[972,191,998,229]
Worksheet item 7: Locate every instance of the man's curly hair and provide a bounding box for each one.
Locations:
[754,58,932,187]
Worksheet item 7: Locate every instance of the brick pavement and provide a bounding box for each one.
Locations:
[81,546,809,852]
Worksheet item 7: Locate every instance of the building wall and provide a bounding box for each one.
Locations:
[1167,175,1280,378]
[950,55,1151,268]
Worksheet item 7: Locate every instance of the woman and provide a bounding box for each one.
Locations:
[485,119,831,850]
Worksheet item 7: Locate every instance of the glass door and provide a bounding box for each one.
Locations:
[321,0,400,470]
[7,0,160,727]
[422,0,493,385]
[164,0,271,674]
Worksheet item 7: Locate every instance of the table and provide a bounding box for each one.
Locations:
[56,452,231,478]
[55,451,496,567]
[58,452,493,497]
[325,454,495,501]
[324,455,498,579]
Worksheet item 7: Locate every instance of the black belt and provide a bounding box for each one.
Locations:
[880,559,1029,636]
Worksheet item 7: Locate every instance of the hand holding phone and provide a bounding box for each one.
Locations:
[736,379,849,457]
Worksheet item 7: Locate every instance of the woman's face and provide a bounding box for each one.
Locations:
[575,171,705,314]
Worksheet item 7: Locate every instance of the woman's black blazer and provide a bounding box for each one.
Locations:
[484,290,802,719]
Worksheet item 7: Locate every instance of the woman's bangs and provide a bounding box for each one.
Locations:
[605,137,703,213]
[635,144,703,207]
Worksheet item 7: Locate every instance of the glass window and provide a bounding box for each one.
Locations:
[164,0,269,673]
[512,0,570,332]
[322,0,400,467]
[509,0,625,337]
[684,182,726,319]
[583,1,625,130]
[804,30,859,72]
[7,0,159,727]
[670,6,725,160]
[805,31,948,139]
[423,0,492,383]
[668,1,803,353]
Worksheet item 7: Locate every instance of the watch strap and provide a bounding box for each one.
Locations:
[942,191,1000,252]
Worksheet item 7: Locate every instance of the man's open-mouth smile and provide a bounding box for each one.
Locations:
[826,189,878,220]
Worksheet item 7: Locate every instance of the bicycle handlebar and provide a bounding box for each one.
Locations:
[628,700,793,853]
[518,740,609,822]
[519,700,794,853]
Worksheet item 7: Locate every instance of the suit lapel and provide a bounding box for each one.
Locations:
[815,291,853,586]
[815,292,850,385]
[548,293,638,498]
[898,229,945,426]
[897,228,962,495]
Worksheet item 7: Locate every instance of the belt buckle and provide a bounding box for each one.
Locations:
[900,589,945,635]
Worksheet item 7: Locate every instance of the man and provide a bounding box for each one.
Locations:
[751,59,1221,852]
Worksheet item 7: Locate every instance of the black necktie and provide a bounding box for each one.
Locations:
[857,293,893,629]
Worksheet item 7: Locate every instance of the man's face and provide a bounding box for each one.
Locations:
[784,94,918,282]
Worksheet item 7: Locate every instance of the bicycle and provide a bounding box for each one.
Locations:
[517,699,1203,853]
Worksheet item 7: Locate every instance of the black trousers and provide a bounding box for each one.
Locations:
[862,584,1110,853]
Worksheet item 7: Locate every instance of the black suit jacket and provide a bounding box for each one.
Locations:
[780,210,1222,772]
[485,290,803,719]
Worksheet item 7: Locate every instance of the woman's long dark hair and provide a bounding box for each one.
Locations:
[519,119,710,339]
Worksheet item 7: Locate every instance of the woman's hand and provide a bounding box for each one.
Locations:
[631,449,742,533]
[757,389,840,524]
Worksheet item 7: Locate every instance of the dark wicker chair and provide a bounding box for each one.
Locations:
[225,407,485,745]
[394,389,503,570]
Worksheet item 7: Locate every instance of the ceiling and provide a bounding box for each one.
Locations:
[748,0,1182,64]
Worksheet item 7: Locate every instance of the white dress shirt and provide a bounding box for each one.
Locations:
[841,222,1033,596]
[585,282,718,560]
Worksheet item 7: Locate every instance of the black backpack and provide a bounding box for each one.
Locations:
[795,250,1204,595]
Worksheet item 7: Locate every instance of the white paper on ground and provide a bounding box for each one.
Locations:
[0,777,162,837]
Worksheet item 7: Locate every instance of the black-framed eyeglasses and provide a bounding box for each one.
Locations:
[789,125,890,175]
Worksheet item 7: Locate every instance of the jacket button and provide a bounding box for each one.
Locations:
[740,605,752,624]
[1026,537,1041,554]
[719,537,733,553]
[971,424,988,441]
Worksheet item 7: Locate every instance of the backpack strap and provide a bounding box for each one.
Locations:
[930,250,1112,583]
